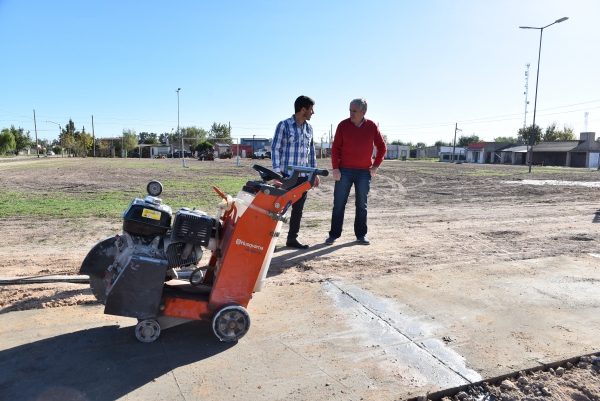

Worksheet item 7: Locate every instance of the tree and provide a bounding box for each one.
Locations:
[181,126,208,149]
[181,126,207,140]
[390,140,416,148]
[122,128,138,157]
[543,122,576,141]
[518,124,542,145]
[139,132,158,144]
[434,140,451,146]
[195,140,214,152]
[416,142,427,148]
[74,127,94,157]
[209,122,232,144]
[96,139,109,156]
[143,137,159,145]
[493,136,517,143]
[10,126,33,152]
[457,134,481,147]
[62,133,76,155]
[59,119,80,157]
[0,129,16,154]
[159,132,169,144]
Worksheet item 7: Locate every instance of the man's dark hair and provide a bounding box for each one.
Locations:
[294,96,315,113]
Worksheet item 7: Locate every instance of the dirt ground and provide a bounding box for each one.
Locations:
[1,156,599,399]
[434,356,600,401]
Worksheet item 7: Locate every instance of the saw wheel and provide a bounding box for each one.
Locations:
[212,305,251,342]
[135,319,161,343]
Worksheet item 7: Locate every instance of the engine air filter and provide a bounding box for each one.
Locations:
[170,208,213,246]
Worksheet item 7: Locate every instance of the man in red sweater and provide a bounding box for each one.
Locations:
[325,98,387,245]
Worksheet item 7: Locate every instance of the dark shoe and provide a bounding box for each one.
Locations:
[286,239,309,249]
[325,236,336,245]
[356,237,370,245]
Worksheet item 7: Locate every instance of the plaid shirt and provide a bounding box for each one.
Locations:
[271,115,317,174]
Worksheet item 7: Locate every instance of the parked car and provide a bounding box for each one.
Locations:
[46,151,55,156]
[253,149,271,159]
[169,150,193,158]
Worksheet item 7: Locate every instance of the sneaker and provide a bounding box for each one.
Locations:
[325,236,336,245]
[356,237,370,245]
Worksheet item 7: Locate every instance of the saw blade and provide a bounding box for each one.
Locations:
[89,275,108,304]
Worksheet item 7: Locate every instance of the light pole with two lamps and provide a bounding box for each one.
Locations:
[46,121,63,158]
[519,17,568,173]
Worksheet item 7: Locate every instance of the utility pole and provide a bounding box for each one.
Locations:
[523,64,530,129]
[92,115,95,157]
[33,110,39,157]
[452,123,461,162]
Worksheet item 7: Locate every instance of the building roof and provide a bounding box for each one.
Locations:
[500,145,528,153]
[532,141,579,152]
[466,142,485,150]
[493,143,519,151]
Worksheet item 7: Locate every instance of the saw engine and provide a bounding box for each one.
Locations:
[81,181,216,317]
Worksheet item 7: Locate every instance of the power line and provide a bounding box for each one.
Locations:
[3,100,599,137]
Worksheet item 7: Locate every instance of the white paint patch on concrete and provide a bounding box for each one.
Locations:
[323,281,482,388]
[589,253,600,258]
[504,180,600,188]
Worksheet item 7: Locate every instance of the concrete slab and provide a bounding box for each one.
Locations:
[0,254,598,400]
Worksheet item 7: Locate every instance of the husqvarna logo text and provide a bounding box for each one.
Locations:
[236,238,264,251]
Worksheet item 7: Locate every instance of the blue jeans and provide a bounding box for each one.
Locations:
[329,168,371,239]
[287,176,308,241]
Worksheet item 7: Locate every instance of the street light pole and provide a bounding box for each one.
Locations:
[520,17,568,173]
[46,121,62,157]
[177,88,185,166]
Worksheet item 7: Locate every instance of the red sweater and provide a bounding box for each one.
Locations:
[331,118,387,170]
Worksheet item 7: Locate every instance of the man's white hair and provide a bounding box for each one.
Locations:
[350,98,367,112]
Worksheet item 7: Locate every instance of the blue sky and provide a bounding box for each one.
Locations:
[1,0,598,145]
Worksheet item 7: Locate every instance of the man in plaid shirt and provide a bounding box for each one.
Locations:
[271,95,321,249]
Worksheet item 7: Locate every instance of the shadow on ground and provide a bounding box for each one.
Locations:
[266,242,357,278]
[593,209,600,223]
[0,320,235,401]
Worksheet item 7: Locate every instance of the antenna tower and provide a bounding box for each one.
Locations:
[584,112,589,132]
[523,63,530,129]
